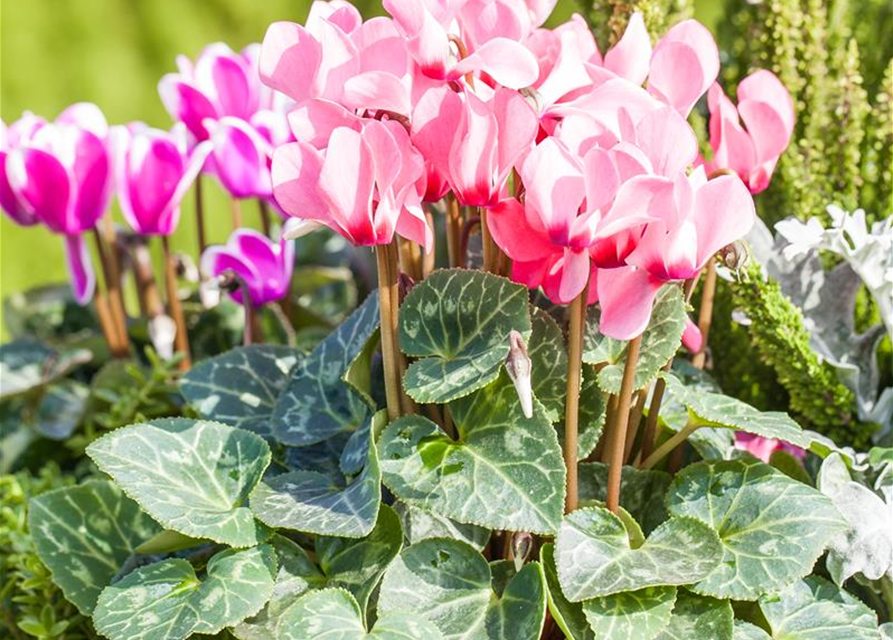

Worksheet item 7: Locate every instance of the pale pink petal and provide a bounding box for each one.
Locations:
[449,92,499,206]
[317,127,376,244]
[451,38,540,89]
[271,141,331,223]
[487,197,555,261]
[603,12,651,86]
[384,0,451,79]
[557,248,590,303]
[56,103,108,138]
[342,71,411,115]
[535,29,596,106]
[681,317,703,353]
[737,69,794,137]
[411,86,464,182]
[287,99,364,149]
[634,106,698,177]
[491,87,539,182]
[692,174,755,268]
[648,20,719,116]
[706,83,756,179]
[597,265,663,339]
[208,118,271,199]
[259,22,322,104]
[520,137,585,245]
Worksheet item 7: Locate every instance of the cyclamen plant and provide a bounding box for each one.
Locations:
[1,1,889,640]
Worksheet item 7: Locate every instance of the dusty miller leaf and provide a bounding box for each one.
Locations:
[86,418,270,547]
[667,460,847,600]
[180,345,299,437]
[556,506,723,602]
[379,373,565,534]
[93,545,277,640]
[399,269,531,403]
[378,538,546,640]
[28,480,161,615]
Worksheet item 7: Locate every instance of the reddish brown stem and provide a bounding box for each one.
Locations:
[563,281,589,513]
[691,259,717,369]
[606,335,642,513]
[161,236,191,371]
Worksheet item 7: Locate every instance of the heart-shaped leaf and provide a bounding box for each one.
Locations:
[251,411,383,538]
[232,535,323,640]
[274,292,379,446]
[584,286,686,393]
[377,538,547,640]
[180,345,299,437]
[394,501,490,551]
[667,460,847,600]
[398,269,531,403]
[314,504,404,613]
[33,379,89,440]
[578,463,672,535]
[0,338,91,401]
[541,544,594,640]
[556,506,723,601]
[653,590,733,640]
[279,588,444,640]
[379,373,565,534]
[734,622,772,640]
[583,586,677,640]
[661,373,813,449]
[28,480,161,615]
[529,307,568,421]
[757,576,879,640]
[93,545,277,640]
[86,418,271,547]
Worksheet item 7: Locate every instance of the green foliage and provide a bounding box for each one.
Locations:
[730,263,868,445]
[574,0,694,46]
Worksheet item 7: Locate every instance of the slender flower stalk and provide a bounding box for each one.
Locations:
[691,259,717,369]
[606,334,642,513]
[195,176,207,255]
[624,389,648,463]
[258,199,272,237]
[91,228,129,357]
[563,281,589,513]
[377,240,404,421]
[161,236,191,371]
[640,422,699,470]
[446,194,463,268]
[231,199,243,230]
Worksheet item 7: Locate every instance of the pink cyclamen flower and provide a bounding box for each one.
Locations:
[597,168,755,339]
[112,124,212,236]
[411,85,538,207]
[5,103,113,304]
[272,118,432,250]
[707,69,795,194]
[159,43,271,141]
[647,19,720,117]
[735,432,805,463]
[204,116,274,199]
[201,228,295,307]
[487,137,655,304]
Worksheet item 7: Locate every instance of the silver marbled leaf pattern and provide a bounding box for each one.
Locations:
[584,286,686,393]
[556,506,723,602]
[379,373,565,534]
[399,269,531,403]
[279,588,443,640]
[653,590,733,640]
[377,538,546,640]
[667,460,847,600]
[28,480,161,615]
[583,586,677,640]
[92,545,277,640]
[578,463,672,535]
[528,307,568,421]
[0,338,91,401]
[541,543,594,640]
[393,501,490,551]
[180,345,299,437]
[86,418,271,547]
[250,413,382,538]
[274,292,379,446]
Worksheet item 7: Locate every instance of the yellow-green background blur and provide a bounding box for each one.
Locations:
[0,0,717,332]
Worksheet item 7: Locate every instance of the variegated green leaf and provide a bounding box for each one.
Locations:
[667,460,847,600]
[529,307,567,421]
[556,506,723,602]
[33,379,89,440]
[653,591,733,640]
[28,480,161,615]
[661,373,813,449]
[399,269,531,403]
[274,292,379,446]
[315,503,404,613]
[379,373,565,534]
[393,501,490,551]
[584,286,686,393]
[280,588,443,640]
[232,535,323,640]
[0,338,90,401]
[734,622,772,640]
[250,412,383,538]
[583,586,677,640]
[541,543,594,640]
[758,576,878,640]
[86,418,271,547]
[578,463,672,535]
[378,538,547,640]
[180,345,299,437]
[93,545,277,640]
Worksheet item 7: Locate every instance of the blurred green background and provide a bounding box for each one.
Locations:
[0,0,717,332]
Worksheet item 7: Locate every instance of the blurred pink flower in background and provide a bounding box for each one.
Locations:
[735,432,806,463]
[201,228,295,306]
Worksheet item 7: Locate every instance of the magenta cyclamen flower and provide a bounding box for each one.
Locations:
[112,124,212,236]
[204,116,275,200]
[4,103,113,304]
[707,69,795,194]
[735,432,805,463]
[201,229,295,307]
[159,43,271,141]
[1,113,48,226]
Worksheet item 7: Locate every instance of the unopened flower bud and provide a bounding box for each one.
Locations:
[505,330,533,419]
[511,532,534,572]
[282,218,321,240]
[718,241,749,271]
